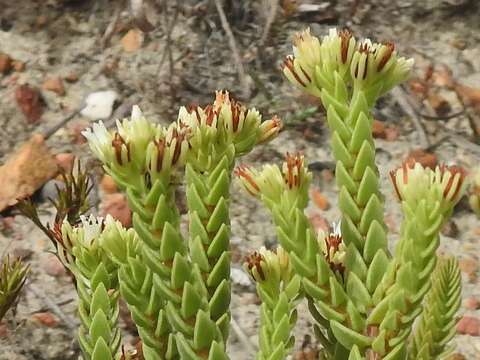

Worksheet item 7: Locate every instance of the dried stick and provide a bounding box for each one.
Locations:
[214,0,251,99]
[29,283,78,331]
[259,0,279,48]
[391,86,430,148]
[230,314,257,356]
[101,1,123,47]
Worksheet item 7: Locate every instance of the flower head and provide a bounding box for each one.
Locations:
[244,247,291,285]
[318,221,346,275]
[83,106,161,170]
[282,29,322,97]
[390,161,466,212]
[236,153,311,208]
[350,38,413,96]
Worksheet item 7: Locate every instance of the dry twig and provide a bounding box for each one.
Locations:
[391,86,430,148]
[214,0,251,99]
[29,283,78,331]
[259,0,279,48]
[230,314,257,356]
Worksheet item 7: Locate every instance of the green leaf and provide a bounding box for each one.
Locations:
[189,236,211,272]
[339,188,362,223]
[189,212,210,245]
[91,337,113,360]
[271,314,290,345]
[209,279,231,320]
[347,272,372,310]
[366,250,389,293]
[208,341,228,360]
[207,224,230,259]
[330,320,372,350]
[359,195,383,236]
[332,132,354,168]
[176,333,199,360]
[330,277,348,307]
[352,142,375,181]
[89,310,111,345]
[171,253,192,290]
[347,345,363,360]
[206,252,230,288]
[160,222,186,261]
[356,167,378,208]
[194,310,219,351]
[152,194,173,230]
[206,169,230,206]
[90,283,110,317]
[363,220,387,264]
[206,198,229,233]
[327,106,351,143]
[349,112,372,154]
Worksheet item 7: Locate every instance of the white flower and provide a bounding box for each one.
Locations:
[80,214,104,246]
[82,121,113,163]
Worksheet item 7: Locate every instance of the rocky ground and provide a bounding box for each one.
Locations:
[0,0,479,359]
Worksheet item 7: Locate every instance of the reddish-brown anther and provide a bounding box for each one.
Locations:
[234,165,260,195]
[378,42,395,71]
[442,165,466,200]
[204,105,217,126]
[339,29,353,64]
[389,159,415,201]
[230,101,242,132]
[154,138,165,172]
[169,128,185,166]
[245,251,265,281]
[285,153,304,189]
[282,56,307,87]
[111,133,129,165]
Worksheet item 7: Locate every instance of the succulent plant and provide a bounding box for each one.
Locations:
[22,27,466,360]
[0,256,28,322]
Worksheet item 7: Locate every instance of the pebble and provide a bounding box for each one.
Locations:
[121,29,143,52]
[100,193,132,227]
[42,77,65,96]
[31,312,59,328]
[55,153,75,173]
[42,253,66,277]
[80,90,118,120]
[406,149,438,169]
[230,267,252,288]
[100,175,118,194]
[464,297,480,310]
[0,53,12,74]
[457,316,480,336]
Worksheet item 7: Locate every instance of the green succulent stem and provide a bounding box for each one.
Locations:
[245,247,301,360]
[72,246,121,360]
[409,257,461,360]
[59,218,123,360]
[256,281,299,360]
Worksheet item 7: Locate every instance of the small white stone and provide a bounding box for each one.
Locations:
[80,90,118,120]
[230,267,252,287]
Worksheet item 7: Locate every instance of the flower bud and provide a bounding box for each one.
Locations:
[390,161,466,211]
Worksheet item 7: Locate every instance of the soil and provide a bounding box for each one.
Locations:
[0,0,479,359]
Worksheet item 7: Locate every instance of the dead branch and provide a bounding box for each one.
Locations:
[259,0,279,48]
[391,86,430,148]
[214,0,251,99]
